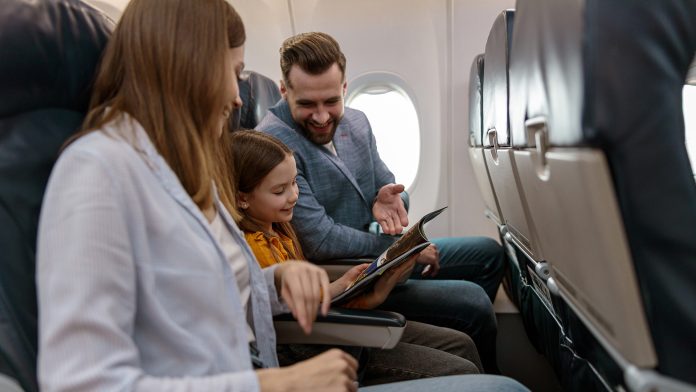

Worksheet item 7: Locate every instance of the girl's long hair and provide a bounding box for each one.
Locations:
[73,0,243,216]
[230,130,305,262]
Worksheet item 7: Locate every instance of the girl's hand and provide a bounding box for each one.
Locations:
[345,255,416,309]
[274,261,331,334]
[329,263,370,298]
[257,349,358,392]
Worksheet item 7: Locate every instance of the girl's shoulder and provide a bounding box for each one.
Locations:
[243,230,283,268]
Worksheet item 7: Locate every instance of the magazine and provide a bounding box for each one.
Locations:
[331,206,448,305]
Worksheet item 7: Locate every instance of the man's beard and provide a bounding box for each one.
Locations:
[299,116,341,145]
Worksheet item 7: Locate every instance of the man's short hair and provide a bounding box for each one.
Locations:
[280,32,347,88]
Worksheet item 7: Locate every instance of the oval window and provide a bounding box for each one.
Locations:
[347,80,420,190]
[684,85,696,177]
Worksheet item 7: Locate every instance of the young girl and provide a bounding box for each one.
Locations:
[230,130,485,385]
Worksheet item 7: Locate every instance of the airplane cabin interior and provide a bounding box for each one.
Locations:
[1,0,695,391]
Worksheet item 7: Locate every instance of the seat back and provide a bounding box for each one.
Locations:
[482,10,545,263]
[231,70,281,131]
[468,54,504,226]
[509,0,696,387]
[0,1,111,390]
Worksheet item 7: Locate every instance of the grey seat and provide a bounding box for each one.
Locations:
[0,1,112,390]
[231,70,282,131]
[468,54,504,228]
[482,10,546,269]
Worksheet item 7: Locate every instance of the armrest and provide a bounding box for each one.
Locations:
[313,258,373,281]
[274,308,406,349]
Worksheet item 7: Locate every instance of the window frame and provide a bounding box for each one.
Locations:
[346,72,422,192]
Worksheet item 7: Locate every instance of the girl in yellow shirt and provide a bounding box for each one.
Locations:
[229,130,483,385]
[230,129,393,308]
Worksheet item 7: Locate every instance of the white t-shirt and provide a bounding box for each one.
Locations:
[323,141,338,156]
[209,212,255,342]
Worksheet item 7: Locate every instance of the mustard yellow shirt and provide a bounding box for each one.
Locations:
[244,230,366,308]
[244,231,298,268]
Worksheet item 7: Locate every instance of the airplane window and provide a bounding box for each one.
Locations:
[347,86,420,189]
[684,85,696,177]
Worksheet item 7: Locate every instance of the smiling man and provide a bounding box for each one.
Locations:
[257,32,505,373]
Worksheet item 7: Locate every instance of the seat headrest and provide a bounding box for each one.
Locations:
[0,1,111,389]
[469,54,485,147]
[482,9,514,148]
[0,0,113,118]
[231,70,281,131]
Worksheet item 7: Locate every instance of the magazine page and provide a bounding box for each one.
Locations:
[332,206,447,305]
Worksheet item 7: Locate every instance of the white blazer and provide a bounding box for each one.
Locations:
[37,114,286,392]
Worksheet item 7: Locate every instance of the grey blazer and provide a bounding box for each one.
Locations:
[37,115,286,392]
[257,100,399,260]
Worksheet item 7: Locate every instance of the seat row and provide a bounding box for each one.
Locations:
[468,1,696,390]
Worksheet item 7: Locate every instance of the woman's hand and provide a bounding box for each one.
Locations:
[257,349,358,392]
[345,255,417,309]
[274,261,331,334]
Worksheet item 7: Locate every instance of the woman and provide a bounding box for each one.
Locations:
[36,0,527,391]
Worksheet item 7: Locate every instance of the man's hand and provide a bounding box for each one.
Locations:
[372,183,409,235]
[274,261,331,334]
[416,244,440,277]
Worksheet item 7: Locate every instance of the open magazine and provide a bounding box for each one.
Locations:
[331,206,447,305]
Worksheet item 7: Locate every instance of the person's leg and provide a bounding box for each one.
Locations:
[376,279,499,374]
[411,236,506,302]
[397,321,482,371]
[362,321,480,386]
[361,375,529,392]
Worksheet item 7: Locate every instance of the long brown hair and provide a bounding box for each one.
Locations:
[230,130,305,262]
[75,0,244,215]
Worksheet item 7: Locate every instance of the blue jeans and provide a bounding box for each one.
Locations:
[378,236,506,373]
[361,375,529,392]
[415,236,506,302]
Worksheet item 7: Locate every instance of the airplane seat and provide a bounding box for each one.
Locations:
[231,70,282,131]
[480,3,565,343]
[467,53,523,307]
[509,0,696,389]
[478,8,608,390]
[0,0,112,391]
[481,10,554,310]
[468,54,504,228]
[482,9,546,267]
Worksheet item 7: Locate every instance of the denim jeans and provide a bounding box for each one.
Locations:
[361,375,529,392]
[414,236,506,302]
